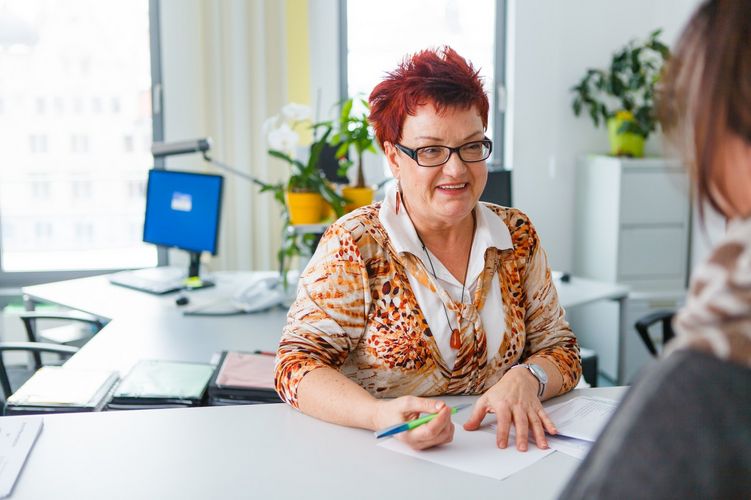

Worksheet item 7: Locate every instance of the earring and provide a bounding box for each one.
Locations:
[395,180,402,214]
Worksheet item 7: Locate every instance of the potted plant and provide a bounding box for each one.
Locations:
[330,97,378,211]
[261,103,346,286]
[570,29,670,157]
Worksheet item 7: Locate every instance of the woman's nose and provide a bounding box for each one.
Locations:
[441,151,468,176]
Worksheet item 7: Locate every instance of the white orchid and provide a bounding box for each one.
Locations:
[281,102,312,122]
[267,122,299,153]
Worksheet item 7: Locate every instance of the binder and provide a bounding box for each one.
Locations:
[107,360,214,410]
[207,351,281,405]
[4,367,119,415]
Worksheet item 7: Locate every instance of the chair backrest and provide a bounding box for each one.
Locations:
[634,310,676,357]
[0,342,79,400]
[18,310,103,366]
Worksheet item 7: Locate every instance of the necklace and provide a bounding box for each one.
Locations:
[403,203,476,350]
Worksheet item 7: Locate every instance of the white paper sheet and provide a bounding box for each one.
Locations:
[378,427,554,481]
[545,396,618,442]
[546,435,592,459]
[0,417,43,498]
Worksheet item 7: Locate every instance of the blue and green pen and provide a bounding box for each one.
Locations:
[374,403,472,439]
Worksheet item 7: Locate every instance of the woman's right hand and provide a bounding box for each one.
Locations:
[372,396,454,450]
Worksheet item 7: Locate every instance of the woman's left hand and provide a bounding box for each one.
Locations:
[463,367,557,451]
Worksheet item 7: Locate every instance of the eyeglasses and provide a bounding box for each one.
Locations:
[395,138,492,167]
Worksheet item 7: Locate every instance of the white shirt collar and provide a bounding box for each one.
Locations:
[378,184,513,279]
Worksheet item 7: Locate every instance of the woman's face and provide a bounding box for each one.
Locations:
[384,103,488,230]
[711,132,751,219]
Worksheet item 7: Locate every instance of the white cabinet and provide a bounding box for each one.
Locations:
[574,155,691,292]
[571,155,691,383]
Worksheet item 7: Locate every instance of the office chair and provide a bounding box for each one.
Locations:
[0,341,79,401]
[18,309,104,364]
[634,310,676,357]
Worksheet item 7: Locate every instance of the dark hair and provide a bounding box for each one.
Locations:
[368,46,489,149]
[658,0,751,219]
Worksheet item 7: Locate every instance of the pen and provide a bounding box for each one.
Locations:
[253,350,275,357]
[374,403,472,439]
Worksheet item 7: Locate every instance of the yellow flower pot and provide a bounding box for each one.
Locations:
[286,192,325,225]
[607,113,645,158]
[342,186,374,212]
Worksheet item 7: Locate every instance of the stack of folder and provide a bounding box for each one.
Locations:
[207,351,281,405]
[107,360,215,410]
[5,366,119,415]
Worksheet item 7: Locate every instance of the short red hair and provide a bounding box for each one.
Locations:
[368,46,489,149]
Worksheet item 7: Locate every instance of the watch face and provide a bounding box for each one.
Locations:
[529,364,548,384]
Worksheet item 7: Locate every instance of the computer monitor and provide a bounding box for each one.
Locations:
[480,168,512,207]
[143,169,223,288]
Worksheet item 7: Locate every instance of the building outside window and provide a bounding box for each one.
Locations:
[0,0,160,279]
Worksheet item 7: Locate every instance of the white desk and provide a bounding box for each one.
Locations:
[15,274,629,498]
[9,386,626,500]
[22,273,629,378]
[22,273,286,374]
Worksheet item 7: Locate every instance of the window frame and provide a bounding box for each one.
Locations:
[337,0,507,168]
[0,0,166,289]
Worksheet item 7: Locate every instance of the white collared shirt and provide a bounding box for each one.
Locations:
[378,185,513,369]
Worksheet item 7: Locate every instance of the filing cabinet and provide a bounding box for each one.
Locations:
[573,155,690,292]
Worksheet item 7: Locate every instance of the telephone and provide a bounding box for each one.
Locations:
[232,273,297,313]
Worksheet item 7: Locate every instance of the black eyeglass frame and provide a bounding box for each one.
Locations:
[394,138,493,167]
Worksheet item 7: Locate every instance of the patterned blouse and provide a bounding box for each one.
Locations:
[667,216,751,367]
[274,202,581,407]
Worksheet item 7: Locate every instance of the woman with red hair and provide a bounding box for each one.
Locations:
[275,46,581,451]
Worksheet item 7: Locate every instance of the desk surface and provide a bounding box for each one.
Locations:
[17,274,629,498]
[22,272,628,376]
[23,273,286,374]
[10,386,626,500]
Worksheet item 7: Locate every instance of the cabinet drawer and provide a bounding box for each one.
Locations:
[620,171,689,225]
[618,226,687,278]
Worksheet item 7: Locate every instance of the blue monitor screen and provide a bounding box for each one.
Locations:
[143,169,223,255]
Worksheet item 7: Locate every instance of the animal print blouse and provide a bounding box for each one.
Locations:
[274,203,581,407]
[667,216,751,367]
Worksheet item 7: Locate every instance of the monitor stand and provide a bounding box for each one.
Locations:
[185,251,214,290]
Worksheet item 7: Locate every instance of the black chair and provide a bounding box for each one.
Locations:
[18,310,104,363]
[0,341,79,401]
[634,310,676,357]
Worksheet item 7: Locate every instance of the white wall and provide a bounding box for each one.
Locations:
[508,0,702,271]
[160,0,708,273]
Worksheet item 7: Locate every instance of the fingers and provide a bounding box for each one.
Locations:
[400,395,445,415]
[538,408,557,435]
[512,406,529,451]
[495,407,512,449]
[493,404,552,451]
[463,400,489,431]
[401,405,454,450]
[528,411,548,450]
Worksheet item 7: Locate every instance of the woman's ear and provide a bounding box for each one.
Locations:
[383,142,401,178]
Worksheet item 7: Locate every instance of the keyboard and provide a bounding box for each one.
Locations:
[109,267,187,295]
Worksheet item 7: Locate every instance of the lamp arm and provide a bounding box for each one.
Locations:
[201,152,266,189]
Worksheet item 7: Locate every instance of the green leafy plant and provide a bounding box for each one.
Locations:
[330,97,377,188]
[571,29,670,139]
[259,117,346,287]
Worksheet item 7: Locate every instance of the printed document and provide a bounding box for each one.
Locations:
[545,396,618,442]
[0,417,43,498]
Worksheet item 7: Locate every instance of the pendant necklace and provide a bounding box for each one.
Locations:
[403,202,476,350]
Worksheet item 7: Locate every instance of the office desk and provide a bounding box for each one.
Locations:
[9,386,626,500]
[23,273,286,374]
[22,273,629,377]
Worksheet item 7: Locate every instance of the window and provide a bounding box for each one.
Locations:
[29,134,48,153]
[341,0,506,167]
[0,0,163,284]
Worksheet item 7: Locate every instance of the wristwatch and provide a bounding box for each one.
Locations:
[514,363,548,398]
